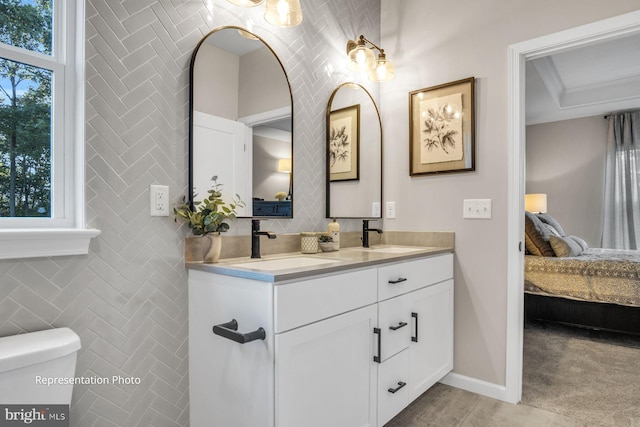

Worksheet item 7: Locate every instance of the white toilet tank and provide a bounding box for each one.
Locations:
[0,327,81,404]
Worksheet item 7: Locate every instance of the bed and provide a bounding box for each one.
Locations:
[523,212,640,335]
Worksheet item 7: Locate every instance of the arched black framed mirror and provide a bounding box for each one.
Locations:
[326,83,382,218]
[189,26,293,218]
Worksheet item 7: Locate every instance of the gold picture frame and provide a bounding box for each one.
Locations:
[409,77,475,176]
[329,104,360,181]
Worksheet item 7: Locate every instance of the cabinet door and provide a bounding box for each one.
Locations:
[189,271,274,427]
[276,304,377,427]
[408,279,454,402]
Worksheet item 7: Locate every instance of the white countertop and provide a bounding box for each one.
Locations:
[185,245,453,282]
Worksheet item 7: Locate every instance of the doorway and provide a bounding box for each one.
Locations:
[505,10,640,403]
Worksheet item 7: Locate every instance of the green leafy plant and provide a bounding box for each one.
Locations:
[174,176,245,235]
[318,234,333,243]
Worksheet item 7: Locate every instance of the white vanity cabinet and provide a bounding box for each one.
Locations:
[188,251,453,427]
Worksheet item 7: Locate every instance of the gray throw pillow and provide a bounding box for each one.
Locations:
[569,235,589,251]
[537,213,567,237]
[549,235,583,257]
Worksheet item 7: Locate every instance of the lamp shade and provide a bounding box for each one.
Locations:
[227,0,264,6]
[348,44,375,72]
[278,158,291,173]
[264,0,303,27]
[525,193,547,213]
[369,53,395,82]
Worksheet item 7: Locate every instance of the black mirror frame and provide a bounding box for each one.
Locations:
[325,82,383,219]
[188,26,294,218]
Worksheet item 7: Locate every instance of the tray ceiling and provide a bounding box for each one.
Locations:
[526,32,640,125]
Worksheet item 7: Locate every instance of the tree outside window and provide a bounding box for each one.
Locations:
[0,0,53,217]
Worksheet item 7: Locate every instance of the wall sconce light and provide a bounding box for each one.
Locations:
[525,193,547,214]
[346,35,395,82]
[226,0,303,28]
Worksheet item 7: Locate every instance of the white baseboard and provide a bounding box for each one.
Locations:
[439,372,513,403]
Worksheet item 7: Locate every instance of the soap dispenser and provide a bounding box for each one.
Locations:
[328,219,340,250]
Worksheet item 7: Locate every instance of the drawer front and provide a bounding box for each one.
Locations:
[378,253,453,301]
[378,295,411,361]
[377,349,409,427]
[275,268,377,333]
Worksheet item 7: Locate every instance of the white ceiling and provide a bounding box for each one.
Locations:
[526,32,640,125]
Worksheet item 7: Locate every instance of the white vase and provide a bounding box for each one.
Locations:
[202,232,222,263]
[185,233,222,263]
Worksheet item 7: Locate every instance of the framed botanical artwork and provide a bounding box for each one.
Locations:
[328,104,360,181]
[409,77,475,176]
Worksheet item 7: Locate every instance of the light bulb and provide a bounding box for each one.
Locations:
[356,49,368,65]
[276,0,289,19]
[374,63,387,80]
[368,55,395,82]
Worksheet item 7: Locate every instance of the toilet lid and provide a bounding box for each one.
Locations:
[0,327,81,373]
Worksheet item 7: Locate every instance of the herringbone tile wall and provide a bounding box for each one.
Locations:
[0,0,380,426]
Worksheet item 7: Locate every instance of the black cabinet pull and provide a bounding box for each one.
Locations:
[388,277,407,284]
[212,319,266,344]
[387,381,407,394]
[411,312,418,342]
[373,327,381,363]
[389,321,408,331]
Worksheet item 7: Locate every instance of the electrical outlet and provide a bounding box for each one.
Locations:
[385,201,396,219]
[463,199,492,219]
[150,185,169,217]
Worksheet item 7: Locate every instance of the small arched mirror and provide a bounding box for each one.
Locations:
[326,83,382,218]
[189,26,293,218]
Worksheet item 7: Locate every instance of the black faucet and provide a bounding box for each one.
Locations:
[251,219,277,258]
[362,219,383,248]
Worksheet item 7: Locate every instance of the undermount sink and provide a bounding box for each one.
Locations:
[365,247,426,254]
[229,257,341,271]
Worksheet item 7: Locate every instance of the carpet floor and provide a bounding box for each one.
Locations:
[522,320,640,426]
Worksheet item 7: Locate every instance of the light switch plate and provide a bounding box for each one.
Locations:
[463,199,492,219]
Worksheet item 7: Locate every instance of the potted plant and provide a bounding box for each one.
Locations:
[174,176,245,263]
[318,234,334,252]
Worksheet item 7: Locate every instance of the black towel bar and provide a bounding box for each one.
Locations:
[212,319,266,344]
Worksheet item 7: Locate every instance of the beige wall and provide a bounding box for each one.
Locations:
[526,115,608,247]
[381,0,639,386]
[193,43,239,119]
[193,44,289,120]
[239,47,290,118]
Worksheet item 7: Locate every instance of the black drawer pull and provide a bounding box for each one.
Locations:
[388,277,407,284]
[389,322,408,331]
[388,381,407,394]
[212,319,266,344]
[373,327,381,363]
[411,312,418,342]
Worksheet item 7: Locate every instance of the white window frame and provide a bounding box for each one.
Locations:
[0,0,99,260]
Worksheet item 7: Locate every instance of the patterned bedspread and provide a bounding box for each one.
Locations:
[524,248,640,307]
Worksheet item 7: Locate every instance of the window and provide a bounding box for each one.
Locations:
[0,0,98,259]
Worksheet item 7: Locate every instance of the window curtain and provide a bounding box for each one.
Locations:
[602,111,640,249]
